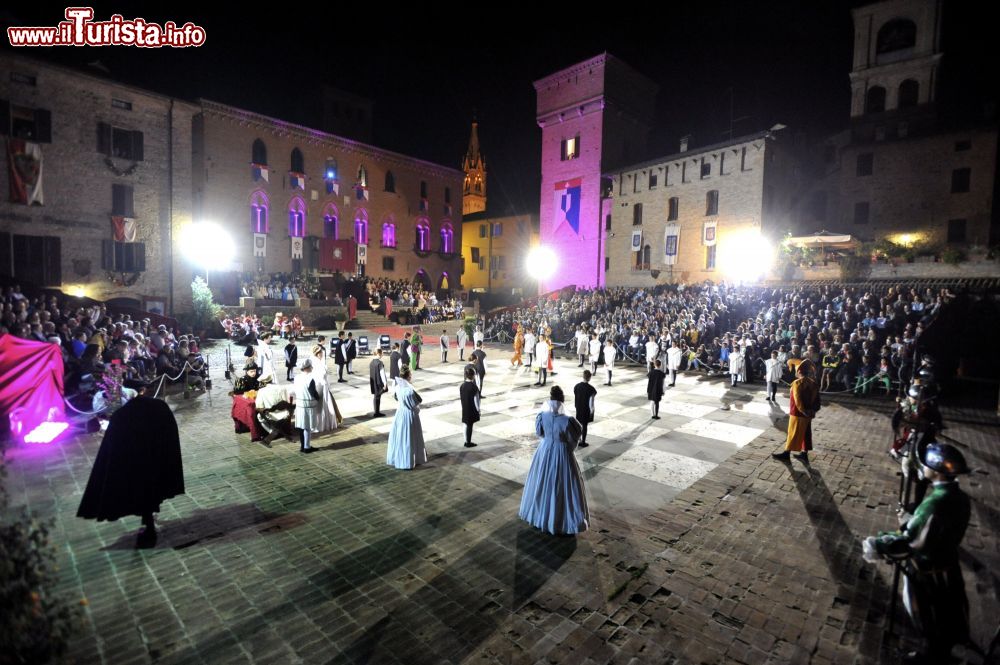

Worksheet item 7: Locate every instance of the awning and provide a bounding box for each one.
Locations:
[785,230,855,248]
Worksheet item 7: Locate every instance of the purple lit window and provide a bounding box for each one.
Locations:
[322,203,339,239]
[250,191,269,233]
[288,198,306,237]
[440,223,454,253]
[382,222,396,247]
[354,212,369,245]
[416,222,430,251]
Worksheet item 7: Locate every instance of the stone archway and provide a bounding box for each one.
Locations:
[413,269,432,292]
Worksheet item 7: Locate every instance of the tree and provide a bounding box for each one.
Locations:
[190,276,223,332]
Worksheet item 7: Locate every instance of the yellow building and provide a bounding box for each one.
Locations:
[461,212,539,294]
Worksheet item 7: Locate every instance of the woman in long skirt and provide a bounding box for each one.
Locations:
[386,366,427,469]
[519,385,590,535]
[311,341,341,432]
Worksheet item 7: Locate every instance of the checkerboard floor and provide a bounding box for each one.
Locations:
[327,349,783,514]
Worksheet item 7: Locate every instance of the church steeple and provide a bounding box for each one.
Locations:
[462,118,487,216]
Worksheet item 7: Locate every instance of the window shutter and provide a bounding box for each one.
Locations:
[97,122,111,154]
[33,108,51,143]
[132,130,144,161]
[42,236,61,284]
[0,100,10,136]
[101,239,115,270]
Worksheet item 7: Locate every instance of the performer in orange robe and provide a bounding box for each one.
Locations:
[773,360,820,461]
[511,325,524,367]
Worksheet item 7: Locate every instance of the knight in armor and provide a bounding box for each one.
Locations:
[862,443,971,664]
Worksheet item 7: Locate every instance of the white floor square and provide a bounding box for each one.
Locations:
[674,418,764,447]
[599,446,718,489]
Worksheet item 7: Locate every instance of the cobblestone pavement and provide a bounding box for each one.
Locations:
[4,340,998,665]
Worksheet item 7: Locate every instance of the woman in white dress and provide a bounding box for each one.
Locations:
[256,333,279,384]
[310,340,341,432]
[386,366,426,469]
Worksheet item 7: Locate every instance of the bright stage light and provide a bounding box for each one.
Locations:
[23,421,69,444]
[179,222,235,270]
[525,246,558,281]
[717,230,774,283]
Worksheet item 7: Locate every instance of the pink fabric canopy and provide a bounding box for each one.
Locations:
[0,334,65,433]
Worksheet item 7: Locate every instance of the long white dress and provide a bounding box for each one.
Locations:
[386,377,426,469]
[311,348,340,432]
[257,341,279,384]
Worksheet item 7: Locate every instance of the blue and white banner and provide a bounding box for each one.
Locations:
[554,177,582,234]
[631,228,643,252]
[289,172,305,190]
[664,224,680,265]
[702,220,717,246]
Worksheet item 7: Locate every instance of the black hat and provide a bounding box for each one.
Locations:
[245,362,259,371]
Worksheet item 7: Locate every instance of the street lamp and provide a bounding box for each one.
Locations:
[179,222,235,285]
[525,245,558,283]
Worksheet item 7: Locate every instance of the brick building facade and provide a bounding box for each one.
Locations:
[193,100,464,294]
[534,54,657,292]
[0,52,197,313]
[604,131,801,287]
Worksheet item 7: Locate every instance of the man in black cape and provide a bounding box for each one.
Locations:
[77,395,184,548]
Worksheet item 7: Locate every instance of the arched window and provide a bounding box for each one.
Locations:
[385,171,395,193]
[415,218,431,251]
[382,219,397,247]
[357,164,368,188]
[252,139,267,165]
[354,209,369,245]
[877,18,916,54]
[291,148,304,174]
[322,202,339,239]
[439,221,454,254]
[635,245,651,269]
[898,79,919,108]
[250,190,269,233]
[866,86,886,114]
[324,158,338,181]
[288,197,306,237]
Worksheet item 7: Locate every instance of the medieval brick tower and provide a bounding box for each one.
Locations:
[462,120,487,216]
[534,54,657,291]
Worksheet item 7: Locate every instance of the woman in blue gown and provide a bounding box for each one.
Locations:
[519,385,590,535]
[386,366,427,469]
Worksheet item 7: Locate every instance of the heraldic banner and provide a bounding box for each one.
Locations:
[291,237,304,259]
[702,220,717,246]
[319,238,357,272]
[663,223,680,265]
[553,177,582,234]
[630,228,643,253]
[253,233,266,257]
[7,139,44,205]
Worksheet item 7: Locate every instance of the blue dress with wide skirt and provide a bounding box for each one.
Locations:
[386,378,427,469]
[519,404,590,535]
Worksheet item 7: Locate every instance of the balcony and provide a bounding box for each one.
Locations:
[631,262,651,272]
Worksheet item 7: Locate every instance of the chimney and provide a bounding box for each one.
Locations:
[679,135,690,153]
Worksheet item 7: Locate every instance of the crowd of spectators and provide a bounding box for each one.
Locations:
[240,273,324,301]
[1,285,207,403]
[485,282,950,396]
[366,277,464,323]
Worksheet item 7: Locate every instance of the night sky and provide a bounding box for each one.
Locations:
[2,3,994,214]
